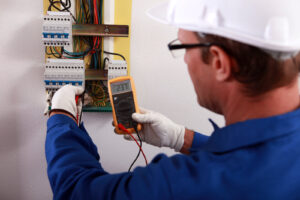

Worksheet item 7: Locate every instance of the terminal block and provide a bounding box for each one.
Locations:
[44,59,85,92]
[42,11,73,48]
[107,60,128,80]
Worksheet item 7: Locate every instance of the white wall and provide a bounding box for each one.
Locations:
[0,0,224,199]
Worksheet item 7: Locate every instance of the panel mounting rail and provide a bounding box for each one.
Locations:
[72,24,129,37]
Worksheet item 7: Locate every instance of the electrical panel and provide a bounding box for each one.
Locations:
[42,11,73,48]
[44,59,85,92]
[43,0,131,113]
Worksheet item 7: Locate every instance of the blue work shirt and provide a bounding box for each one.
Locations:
[46,108,300,200]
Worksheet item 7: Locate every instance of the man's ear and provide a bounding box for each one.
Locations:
[209,46,233,82]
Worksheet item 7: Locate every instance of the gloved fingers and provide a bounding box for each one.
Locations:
[72,86,84,95]
[50,85,84,120]
[59,85,84,95]
[138,107,152,114]
[132,112,157,123]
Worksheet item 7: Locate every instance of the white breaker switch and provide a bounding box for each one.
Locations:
[107,60,128,80]
[44,59,85,92]
[42,11,73,48]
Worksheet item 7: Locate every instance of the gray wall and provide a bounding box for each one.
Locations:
[0,0,224,199]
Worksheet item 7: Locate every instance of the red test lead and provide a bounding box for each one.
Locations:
[118,124,148,165]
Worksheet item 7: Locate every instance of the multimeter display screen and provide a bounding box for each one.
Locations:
[111,80,132,94]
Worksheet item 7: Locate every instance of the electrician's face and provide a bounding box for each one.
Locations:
[178,29,218,112]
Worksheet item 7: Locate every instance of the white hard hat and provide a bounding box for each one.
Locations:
[147,0,300,53]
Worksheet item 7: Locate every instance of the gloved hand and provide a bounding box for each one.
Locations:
[50,85,84,120]
[125,108,186,152]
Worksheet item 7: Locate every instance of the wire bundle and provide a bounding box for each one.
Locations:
[74,0,103,69]
[47,0,125,69]
[85,81,109,107]
[48,0,77,22]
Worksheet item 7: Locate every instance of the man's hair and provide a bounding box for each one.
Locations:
[197,33,300,96]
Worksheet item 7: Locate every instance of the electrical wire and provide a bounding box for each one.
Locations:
[75,95,80,124]
[118,124,148,172]
[84,81,109,107]
[62,45,126,63]
[63,47,91,57]
[127,126,143,172]
[79,91,85,123]
[45,47,60,57]
[48,0,70,11]
[99,0,103,24]
[48,0,77,22]
[87,0,93,24]
[47,0,126,65]
[103,50,126,61]
[48,47,61,58]
[53,47,69,59]
[80,0,88,23]
[47,0,126,78]
[102,57,109,69]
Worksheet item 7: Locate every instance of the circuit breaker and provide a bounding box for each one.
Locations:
[107,60,128,80]
[44,59,85,92]
[42,11,73,48]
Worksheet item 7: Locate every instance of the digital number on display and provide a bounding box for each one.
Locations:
[111,80,132,94]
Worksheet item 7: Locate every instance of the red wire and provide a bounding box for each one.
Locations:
[92,0,99,52]
[118,124,148,165]
[54,47,70,59]
[75,96,79,124]
[93,0,99,24]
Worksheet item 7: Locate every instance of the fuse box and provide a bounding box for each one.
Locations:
[43,0,131,113]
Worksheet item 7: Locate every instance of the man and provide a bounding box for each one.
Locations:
[46,0,300,199]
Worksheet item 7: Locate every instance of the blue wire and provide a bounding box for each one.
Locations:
[65,55,84,59]
[100,0,103,24]
[52,47,83,59]
[88,0,93,24]
[79,0,86,23]
[96,0,100,24]
[63,48,89,56]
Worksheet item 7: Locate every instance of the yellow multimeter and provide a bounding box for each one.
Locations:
[108,76,142,134]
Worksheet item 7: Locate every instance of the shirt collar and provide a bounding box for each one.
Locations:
[202,108,300,153]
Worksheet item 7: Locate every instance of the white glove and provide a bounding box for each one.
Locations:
[51,85,84,119]
[126,108,185,152]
